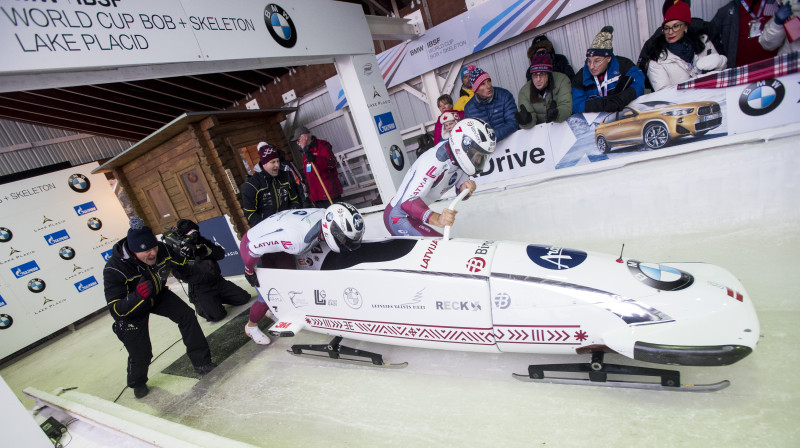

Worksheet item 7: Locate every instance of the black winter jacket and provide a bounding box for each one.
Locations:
[170,235,226,285]
[241,168,301,227]
[102,239,189,320]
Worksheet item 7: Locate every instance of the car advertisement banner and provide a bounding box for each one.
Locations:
[725,72,800,135]
[0,162,129,360]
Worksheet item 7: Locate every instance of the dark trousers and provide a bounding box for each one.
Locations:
[189,278,251,322]
[112,289,211,388]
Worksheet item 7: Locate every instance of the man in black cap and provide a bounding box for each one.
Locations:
[103,217,216,399]
[241,142,302,226]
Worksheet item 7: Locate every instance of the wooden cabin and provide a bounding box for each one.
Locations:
[93,109,296,238]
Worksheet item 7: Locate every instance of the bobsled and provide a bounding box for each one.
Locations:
[255,194,759,392]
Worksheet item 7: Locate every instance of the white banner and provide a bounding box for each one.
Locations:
[0,0,372,73]
[725,72,800,135]
[474,124,556,185]
[0,162,129,359]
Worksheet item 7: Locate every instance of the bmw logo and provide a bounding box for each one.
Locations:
[0,227,11,243]
[264,4,296,48]
[627,260,694,291]
[0,314,13,330]
[292,210,308,215]
[28,278,46,293]
[87,217,102,230]
[59,246,76,260]
[68,173,90,193]
[389,145,404,171]
[739,79,785,116]
[326,212,333,221]
[353,214,364,231]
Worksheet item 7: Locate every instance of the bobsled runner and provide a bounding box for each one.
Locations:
[255,194,759,392]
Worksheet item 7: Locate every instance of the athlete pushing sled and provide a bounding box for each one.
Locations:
[239,203,365,344]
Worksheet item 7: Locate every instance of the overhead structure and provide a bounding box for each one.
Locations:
[0,0,420,201]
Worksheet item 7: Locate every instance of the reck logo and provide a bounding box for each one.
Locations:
[74,201,98,216]
[436,301,482,311]
[44,229,70,246]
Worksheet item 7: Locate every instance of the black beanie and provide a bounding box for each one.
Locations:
[127,216,158,252]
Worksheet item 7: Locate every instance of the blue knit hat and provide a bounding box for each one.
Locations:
[127,216,157,252]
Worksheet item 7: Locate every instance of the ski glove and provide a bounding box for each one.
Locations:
[545,101,559,123]
[305,152,317,164]
[775,2,792,25]
[515,104,532,126]
[136,278,158,300]
[245,270,259,287]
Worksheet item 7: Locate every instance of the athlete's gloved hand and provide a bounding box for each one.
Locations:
[245,270,259,287]
[515,104,532,126]
[775,2,792,25]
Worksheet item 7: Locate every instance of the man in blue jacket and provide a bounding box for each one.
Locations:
[464,66,519,142]
[572,26,645,114]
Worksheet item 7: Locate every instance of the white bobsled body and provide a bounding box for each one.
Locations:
[256,238,759,366]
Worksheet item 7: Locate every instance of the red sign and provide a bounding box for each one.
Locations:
[466,257,485,272]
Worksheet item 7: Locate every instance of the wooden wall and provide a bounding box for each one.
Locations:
[114,112,291,238]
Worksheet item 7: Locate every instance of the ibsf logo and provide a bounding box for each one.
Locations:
[526,245,587,270]
[101,249,113,262]
[374,112,397,134]
[44,229,70,246]
[28,278,46,293]
[74,275,99,292]
[12,260,40,278]
[74,201,98,216]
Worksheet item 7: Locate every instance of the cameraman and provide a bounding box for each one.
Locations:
[170,219,251,322]
[103,217,215,399]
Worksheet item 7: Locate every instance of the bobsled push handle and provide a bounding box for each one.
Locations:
[443,189,470,241]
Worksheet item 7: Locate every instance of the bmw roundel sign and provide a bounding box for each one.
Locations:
[739,79,785,116]
[264,4,297,48]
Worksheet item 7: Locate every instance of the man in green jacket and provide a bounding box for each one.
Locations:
[516,51,572,129]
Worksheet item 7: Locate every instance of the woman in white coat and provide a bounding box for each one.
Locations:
[759,0,800,57]
[645,1,727,91]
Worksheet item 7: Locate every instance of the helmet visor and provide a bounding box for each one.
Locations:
[330,222,362,251]
[461,135,495,173]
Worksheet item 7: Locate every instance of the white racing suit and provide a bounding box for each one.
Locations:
[383,142,470,236]
[240,208,325,273]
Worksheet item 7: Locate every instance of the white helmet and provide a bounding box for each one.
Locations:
[448,118,497,175]
[320,203,365,253]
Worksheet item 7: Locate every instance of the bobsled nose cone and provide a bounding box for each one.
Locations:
[633,342,754,366]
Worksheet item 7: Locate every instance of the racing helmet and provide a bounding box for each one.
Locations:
[448,117,497,175]
[320,203,365,253]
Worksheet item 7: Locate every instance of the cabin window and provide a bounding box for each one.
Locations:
[143,182,175,221]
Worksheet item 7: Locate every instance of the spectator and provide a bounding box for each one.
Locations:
[240,203,365,345]
[292,126,343,207]
[638,0,723,87]
[759,1,800,56]
[384,118,496,237]
[711,0,781,68]
[464,66,519,142]
[516,50,572,129]
[453,66,474,111]
[524,34,575,82]
[435,110,462,143]
[169,219,250,322]
[571,26,645,114]
[434,95,464,143]
[103,217,215,399]
[241,142,301,227]
[645,1,727,91]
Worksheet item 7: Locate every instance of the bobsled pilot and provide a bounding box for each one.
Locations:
[239,203,365,344]
[169,219,250,322]
[384,117,496,237]
[103,217,215,399]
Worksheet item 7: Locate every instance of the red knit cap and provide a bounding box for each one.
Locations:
[663,1,691,26]
[257,142,279,165]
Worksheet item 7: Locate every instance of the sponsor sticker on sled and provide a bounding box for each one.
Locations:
[526,245,587,270]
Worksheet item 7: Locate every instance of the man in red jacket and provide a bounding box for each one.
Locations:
[292,126,343,207]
